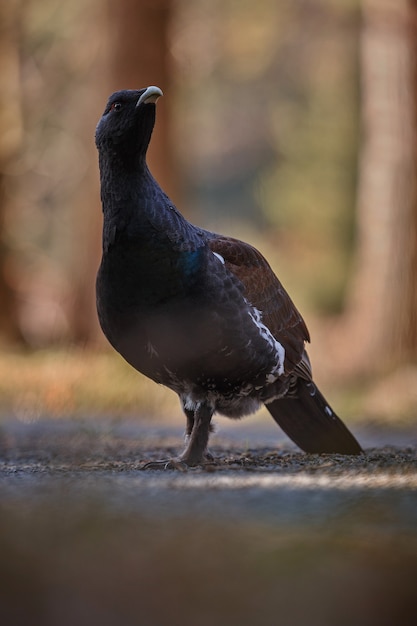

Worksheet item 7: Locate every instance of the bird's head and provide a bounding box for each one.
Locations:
[95,86,163,169]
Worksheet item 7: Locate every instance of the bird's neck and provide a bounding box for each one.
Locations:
[99,153,149,215]
[99,156,201,255]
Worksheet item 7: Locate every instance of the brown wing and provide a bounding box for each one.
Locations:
[208,235,311,376]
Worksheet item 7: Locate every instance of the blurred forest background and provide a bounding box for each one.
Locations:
[0,0,416,424]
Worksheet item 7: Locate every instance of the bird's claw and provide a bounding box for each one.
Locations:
[140,449,215,471]
[140,458,189,471]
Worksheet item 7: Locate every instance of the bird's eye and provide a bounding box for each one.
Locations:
[109,102,122,113]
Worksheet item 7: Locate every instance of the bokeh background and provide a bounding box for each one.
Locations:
[1,0,416,424]
[1,3,417,626]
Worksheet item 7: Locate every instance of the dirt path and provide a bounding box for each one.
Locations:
[1,416,417,626]
[1,416,417,525]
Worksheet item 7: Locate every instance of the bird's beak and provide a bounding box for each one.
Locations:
[136,86,163,107]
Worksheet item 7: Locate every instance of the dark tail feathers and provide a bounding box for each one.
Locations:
[266,378,362,455]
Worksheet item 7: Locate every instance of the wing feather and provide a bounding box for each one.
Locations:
[208,235,311,376]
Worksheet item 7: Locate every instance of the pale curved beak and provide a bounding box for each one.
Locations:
[136,86,163,107]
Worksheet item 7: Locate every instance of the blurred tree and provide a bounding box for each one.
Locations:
[338,0,417,375]
[1,1,109,347]
[0,0,24,343]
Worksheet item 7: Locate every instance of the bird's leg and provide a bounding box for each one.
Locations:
[183,407,195,438]
[140,402,214,470]
[179,402,213,466]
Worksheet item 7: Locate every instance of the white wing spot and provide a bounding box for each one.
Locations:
[307,384,316,397]
[248,305,286,377]
[213,252,225,265]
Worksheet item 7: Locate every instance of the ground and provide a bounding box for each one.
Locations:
[0,415,416,625]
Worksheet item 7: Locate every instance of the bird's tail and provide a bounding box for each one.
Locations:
[266,378,362,455]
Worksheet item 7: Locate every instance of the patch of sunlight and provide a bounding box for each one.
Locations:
[142,473,417,491]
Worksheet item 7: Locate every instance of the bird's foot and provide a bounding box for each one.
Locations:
[140,458,189,471]
[140,450,214,471]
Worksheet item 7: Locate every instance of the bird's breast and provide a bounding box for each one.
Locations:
[96,239,285,404]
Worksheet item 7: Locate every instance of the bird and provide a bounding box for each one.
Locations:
[95,85,362,468]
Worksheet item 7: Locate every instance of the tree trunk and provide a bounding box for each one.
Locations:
[0,0,25,344]
[407,0,417,355]
[335,0,417,376]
